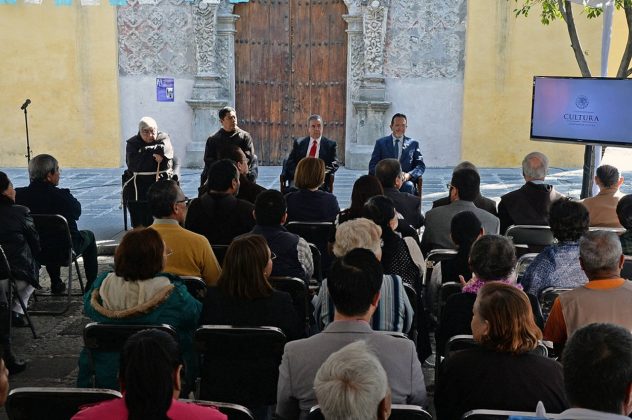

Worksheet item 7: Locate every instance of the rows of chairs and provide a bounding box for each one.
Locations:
[4,387,255,420]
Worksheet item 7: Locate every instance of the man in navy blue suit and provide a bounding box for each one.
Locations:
[282,115,339,192]
[368,113,426,195]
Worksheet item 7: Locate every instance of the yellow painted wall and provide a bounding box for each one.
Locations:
[462,1,629,167]
[0,2,120,168]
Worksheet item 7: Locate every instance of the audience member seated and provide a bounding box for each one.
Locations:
[123,116,176,228]
[282,114,339,193]
[428,211,483,312]
[250,190,313,283]
[544,231,632,354]
[77,228,201,390]
[285,157,339,223]
[185,159,255,245]
[375,159,424,229]
[314,218,413,333]
[147,180,221,286]
[617,194,632,255]
[362,196,423,289]
[556,323,632,419]
[217,144,266,204]
[276,249,426,420]
[200,234,302,340]
[73,329,226,420]
[581,164,624,228]
[0,359,8,406]
[432,161,498,216]
[422,168,499,254]
[435,282,568,419]
[498,151,565,234]
[0,171,40,333]
[314,341,391,420]
[15,154,98,293]
[329,175,418,247]
[436,235,544,356]
[520,199,589,296]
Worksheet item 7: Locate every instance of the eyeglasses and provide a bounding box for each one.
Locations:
[446,183,453,190]
[176,197,191,207]
[165,248,174,257]
[270,252,277,260]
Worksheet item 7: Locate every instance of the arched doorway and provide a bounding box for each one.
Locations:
[234,0,348,165]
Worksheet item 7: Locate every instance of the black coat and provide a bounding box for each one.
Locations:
[282,136,339,181]
[0,198,41,287]
[498,182,565,234]
[185,193,255,245]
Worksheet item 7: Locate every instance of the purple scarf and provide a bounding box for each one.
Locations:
[462,277,523,294]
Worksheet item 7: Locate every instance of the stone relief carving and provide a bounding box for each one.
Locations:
[384,0,466,79]
[118,0,196,76]
[192,1,218,75]
[363,1,388,76]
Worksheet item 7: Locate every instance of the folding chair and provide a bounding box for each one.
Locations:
[286,222,334,276]
[180,276,207,301]
[31,214,85,315]
[194,325,286,410]
[538,287,572,322]
[211,244,229,267]
[308,243,323,284]
[82,322,177,388]
[505,225,554,256]
[515,252,539,285]
[424,249,457,287]
[181,399,254,420]
[462,408,562,419]
[307,404,432,420]
[269,276,309,336]
[0,245,36,338]
[5,387,121,420]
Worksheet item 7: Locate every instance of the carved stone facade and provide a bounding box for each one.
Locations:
[116,0,467,168]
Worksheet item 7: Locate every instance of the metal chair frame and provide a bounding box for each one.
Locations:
[0,245,37,338]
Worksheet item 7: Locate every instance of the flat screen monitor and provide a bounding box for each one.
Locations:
[530,76,632,147]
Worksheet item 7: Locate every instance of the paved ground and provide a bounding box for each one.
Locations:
[3,162,632,418]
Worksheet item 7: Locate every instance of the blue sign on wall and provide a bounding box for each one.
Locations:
[156,78,174,102]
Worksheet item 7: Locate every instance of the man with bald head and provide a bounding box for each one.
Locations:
[497,151,564,233]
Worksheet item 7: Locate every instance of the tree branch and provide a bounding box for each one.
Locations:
[562,0,592,77]
[616,4,632,78]
[557,0,567,23]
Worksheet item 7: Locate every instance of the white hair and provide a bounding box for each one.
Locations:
[314,341,388,420]
[579,230,622,273]
[333,218,382,258]
[138,116,158,132]
[522,151,548,180]
[28,154,58,182]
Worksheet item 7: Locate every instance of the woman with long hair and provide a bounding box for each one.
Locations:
[73,329,226,419]
[435,282,568,418]
[200,234,302,340]
[77,228,201,390]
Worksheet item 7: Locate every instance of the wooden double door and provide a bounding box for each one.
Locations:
[234,0,347,165]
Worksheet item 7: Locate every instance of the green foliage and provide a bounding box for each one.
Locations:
[513,0,629,24]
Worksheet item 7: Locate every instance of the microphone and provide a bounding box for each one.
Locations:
[20,99,31,110]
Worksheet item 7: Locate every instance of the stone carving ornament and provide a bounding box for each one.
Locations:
[363,0,388,76]
[118,0,196,76]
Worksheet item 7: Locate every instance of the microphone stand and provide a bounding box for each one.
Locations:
[21,99,32,164]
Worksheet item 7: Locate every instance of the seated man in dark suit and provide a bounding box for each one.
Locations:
[375,159,424,229]
[368,113,425,195]
[276,248,427,420]
[15,154,98,294]
[185,159,255,245]
[282,114,339,192]
[250,190,313,283]
[432,161,497,216]
[498,151,564,234]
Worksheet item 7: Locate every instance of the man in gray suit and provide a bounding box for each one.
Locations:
[421,168,500,254]
[275,249,427,420]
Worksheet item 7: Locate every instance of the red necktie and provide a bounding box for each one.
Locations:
[308,140,318,157]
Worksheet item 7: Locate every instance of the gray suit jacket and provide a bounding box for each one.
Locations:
[421,200,500,254]
[384,187,424,229]
[275,320,427,420]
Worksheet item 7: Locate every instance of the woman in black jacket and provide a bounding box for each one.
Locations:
[0,171,39,373]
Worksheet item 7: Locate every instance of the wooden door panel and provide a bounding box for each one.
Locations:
[235,0,346,165]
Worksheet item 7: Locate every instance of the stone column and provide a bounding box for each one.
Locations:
[345,0,391,169]
[184,1,238,168]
